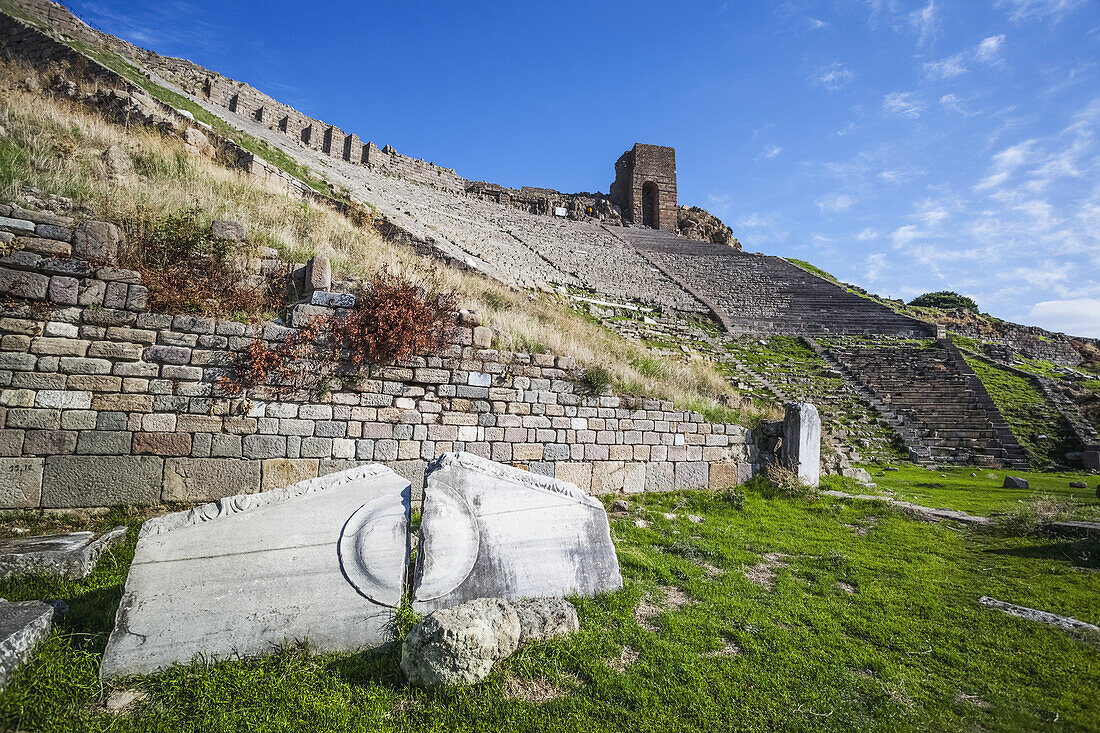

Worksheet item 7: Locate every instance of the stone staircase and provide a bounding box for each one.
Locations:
[613,227,932,337]
[818,338,1030,468]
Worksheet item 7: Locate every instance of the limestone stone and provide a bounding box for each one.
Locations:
[72,220,123,263]
[0,601,54,692]
[0,458,43,508]
[1003,476,1029,489]
[400,597,520,687]
[412,453,622,612]
[0,216,35,235]
[782,402,820,487]
[261,458,318,490]
[162,458,261,501]
[513,598,579,645]
[310,290,355,308]
[211,220,246,242]
[305,256,331,291]
[100,465,410,679]
[41,456,162,507]
[0,525,126,580]
[101,146,134,176]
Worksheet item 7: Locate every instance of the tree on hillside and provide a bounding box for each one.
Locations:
[908,291,979,312]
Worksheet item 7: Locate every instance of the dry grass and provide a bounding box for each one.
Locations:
[0,60,774,425]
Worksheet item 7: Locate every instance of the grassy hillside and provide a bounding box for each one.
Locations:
[0,60,771,426]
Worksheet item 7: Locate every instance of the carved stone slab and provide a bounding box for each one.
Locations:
[412,453,622,612]
[782,402,821,487]
[0,600,55,692]
[101,465,410,679]
[0,526,127,580]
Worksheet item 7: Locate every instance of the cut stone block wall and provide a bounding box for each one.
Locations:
[0,206,771,509]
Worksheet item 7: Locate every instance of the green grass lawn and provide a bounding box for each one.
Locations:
[1,486,1098,732]
[835,463,1100,519]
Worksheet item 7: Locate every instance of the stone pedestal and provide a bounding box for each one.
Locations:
[782,402,821,487]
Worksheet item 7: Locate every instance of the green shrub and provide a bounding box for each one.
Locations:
[908,291,979,311]
[581,365,613,394]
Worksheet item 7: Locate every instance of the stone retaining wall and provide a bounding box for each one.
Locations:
[0,206,771,510]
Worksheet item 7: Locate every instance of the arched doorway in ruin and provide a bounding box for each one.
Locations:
[641,181,659,228]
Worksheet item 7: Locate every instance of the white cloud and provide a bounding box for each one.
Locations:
[737,213,767,228]
[996,0,1086,23]
[924,54,967,79]
[706,192,732,215]
[924,34,1007,79]
[940,93,976,116]
[807,17,827,29]
[762,144,783,159]
[974,140,1036,190]
[815,62,855,91]
[975,34,1006,63]
[883,92,925,119]
[864,252,887,281]
[816,193,856,213]
[1026,298,1100,337]
[857,227,879,241]
[908,0,939,46]
[891,224,926,247]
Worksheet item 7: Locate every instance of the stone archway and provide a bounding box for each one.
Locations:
[641,181,659,228]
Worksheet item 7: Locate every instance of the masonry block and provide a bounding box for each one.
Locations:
[162,458,261,502]
[42,456,162,507]
[0,458,43,508]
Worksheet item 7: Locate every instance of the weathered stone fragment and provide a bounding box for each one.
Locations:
[100,465,410,679]
[1003,476,1029,489]
[400,597,520,687]
[41,456,163,507]
[0,526,126,580]
[305,256,331,291]
[211,220,246,242]
[162,458,261,501]
[0,458,42,508]
[782,402,820,487]
[0,601,55,692]
[513,598,580,645]
[72,220,123,263]
[412,453,622,612]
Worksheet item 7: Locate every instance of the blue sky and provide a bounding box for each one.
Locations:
[69,0,1100,336]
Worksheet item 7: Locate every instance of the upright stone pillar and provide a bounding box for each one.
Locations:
[782,402,820,487]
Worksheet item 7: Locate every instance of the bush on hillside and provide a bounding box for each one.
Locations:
[330,268,459,366]
[908,291,979,312]
[221,267,459,395]
[127,207,286,317]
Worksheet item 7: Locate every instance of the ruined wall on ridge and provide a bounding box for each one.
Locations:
[0,204,772,510]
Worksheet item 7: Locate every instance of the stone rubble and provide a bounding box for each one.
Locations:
[0,525,126,580]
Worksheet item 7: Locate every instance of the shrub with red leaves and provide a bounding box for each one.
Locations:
[331,268,459,366]
[220,267,459,395]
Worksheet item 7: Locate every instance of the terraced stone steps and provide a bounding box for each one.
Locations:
[614,228,933,337]
[819,338,1030,468]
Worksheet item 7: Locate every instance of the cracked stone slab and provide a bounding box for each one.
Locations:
[0,600,55,692]
[0,526,127,580]
[412,453,622,613]
[101,465,409,679]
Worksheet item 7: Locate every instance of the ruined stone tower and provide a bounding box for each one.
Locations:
[610,143,677,231]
